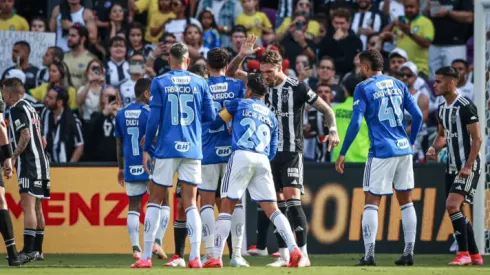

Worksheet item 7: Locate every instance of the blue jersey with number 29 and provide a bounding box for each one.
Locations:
[202,76,245,165]
[225,98,278,159]
[114,102,150,182]
[148,70,215,159]
[353,75,419,158]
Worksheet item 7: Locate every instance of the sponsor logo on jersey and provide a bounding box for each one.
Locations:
[171,76,191,84]
[373,88,403,100]
[281,89,290,103]
[444,130,458,139]
[210,82,228,93]
[375,79,394,90]
[287,168,299,178]
[396,138,409,149]
[454,177,466,184]
[129,165,145,176]
[215,146,232,157]
[14,119,24,129]
[34,180,42,187]
[125,110,141,119]
[252,104,269,115]
[175,141,190,152]
[274,110,292,117]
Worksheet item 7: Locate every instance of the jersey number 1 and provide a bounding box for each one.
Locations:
[378,96,403,127]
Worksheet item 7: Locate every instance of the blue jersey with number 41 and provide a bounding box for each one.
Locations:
[148,70,215,159]
[224,98,278,159]
[353,74,418,158]
[202,76,245,165]
[114,102,150,182]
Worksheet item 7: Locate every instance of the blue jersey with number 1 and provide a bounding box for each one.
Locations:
[202,76,245,165]
[350,74,420,158]
[146,70,216,159]
[114,102,150,182]
[224,98,278,159]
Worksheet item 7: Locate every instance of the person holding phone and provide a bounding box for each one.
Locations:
[77,59,106,123]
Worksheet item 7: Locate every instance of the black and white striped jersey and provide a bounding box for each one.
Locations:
[104,59,130,88]
[8,100,50,180]
[265,77,318,153]
[437,95,481,174]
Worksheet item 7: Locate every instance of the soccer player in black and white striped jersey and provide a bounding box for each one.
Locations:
[427,66,483,266]
[3,78,50,261]
[227,35,340,267]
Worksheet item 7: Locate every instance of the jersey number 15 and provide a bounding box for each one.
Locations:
[169,94,195,126]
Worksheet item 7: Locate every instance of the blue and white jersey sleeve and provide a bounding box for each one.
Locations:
[352,84,367,114]
[114,111,122,138]
[224,98,241,115]
[149,78,163,107]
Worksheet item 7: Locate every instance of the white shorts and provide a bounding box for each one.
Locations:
[199,163,227,192]
[151,158,201,187]
[221,150,276,202]
[363,155,414,195]
[126,181,149,197]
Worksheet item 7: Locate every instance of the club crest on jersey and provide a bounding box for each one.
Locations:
[125,110,141,119]
[282,89,289,103]
[215,146,232,157]
[175,141,190,152]
[129,165,145,176]
[171,76,191,84]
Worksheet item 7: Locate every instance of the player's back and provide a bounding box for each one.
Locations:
[228,98,278,157]
[202,75,245,164]
[150,70,214,159]
[355,74,413,158]
[115,102,150,182]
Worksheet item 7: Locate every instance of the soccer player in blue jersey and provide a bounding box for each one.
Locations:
[115,78,169,261]
[203,73,303,268]
[335,49,423,266]
[131,42,216,269]
[199,47,248,267]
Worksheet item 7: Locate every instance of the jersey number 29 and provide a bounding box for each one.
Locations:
[237,118,271,152]
[378,96,403,127]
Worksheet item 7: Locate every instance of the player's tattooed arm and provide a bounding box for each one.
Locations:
[116,137,124,170]
[226,54,248,82]
[12,129,30,159]
[311,97,337,129]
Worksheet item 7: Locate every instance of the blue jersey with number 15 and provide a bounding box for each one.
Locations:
[202,76,245,165]
[224,98,278,159]
[353,74,419,158]
[114,102,150,182]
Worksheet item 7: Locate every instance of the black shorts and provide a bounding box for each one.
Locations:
[19,178,50,199]
[445,173,479,204]
[271,152,304,193]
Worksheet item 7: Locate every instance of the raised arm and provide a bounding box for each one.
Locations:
[226,34,261,82]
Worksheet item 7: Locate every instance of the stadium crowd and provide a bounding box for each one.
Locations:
[0,0,483,164]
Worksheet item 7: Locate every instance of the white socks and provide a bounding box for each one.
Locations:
[186,206,202,260]
[142,203,161,259]
[362,204,378,260]
[155,206,170,245]
[213,213,231,258]
[401,202,417,256]
[200,205,215,255]
[127,211,140,250]
[231,204,245,257]
[269,210,296,263]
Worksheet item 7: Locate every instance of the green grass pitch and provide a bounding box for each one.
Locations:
[0,254,489,274]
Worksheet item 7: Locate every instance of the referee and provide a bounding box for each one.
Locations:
[227,34,340,267]
[427,66,483,266]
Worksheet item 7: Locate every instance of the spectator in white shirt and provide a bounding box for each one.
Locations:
[451,59,474,101]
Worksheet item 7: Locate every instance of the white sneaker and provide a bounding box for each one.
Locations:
[163,255,186,267]
[266,257,288,267]
[247,246,268,256]
[298,256,311,267]
[230,256,250,267]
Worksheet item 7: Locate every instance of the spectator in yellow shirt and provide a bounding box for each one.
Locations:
[276,0,320,39]
[0,0,29,31]
[129,0,175,44]
[149,0,176,43]
[236,0,272,39]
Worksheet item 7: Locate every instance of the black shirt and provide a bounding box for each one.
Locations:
[154,56,171,77]
[83,112,117,162]
[279,33,316,71]
[431,0,473,46]
[2,65,40,90]
[318,30,363,76]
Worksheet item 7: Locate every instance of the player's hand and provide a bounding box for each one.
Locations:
[458,166,472,178]
[426,146,437,160]
[142,151,151,175]
[239,34,261,57]
[335,155,345,174]
[3,158,12,179]
[323,130,340,152]
[117,169,125,186]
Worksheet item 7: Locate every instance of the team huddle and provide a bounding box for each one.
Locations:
[0,35,483,267]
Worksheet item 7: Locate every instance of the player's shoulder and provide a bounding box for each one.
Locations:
[456,95,472,107]
[285,76,302,88]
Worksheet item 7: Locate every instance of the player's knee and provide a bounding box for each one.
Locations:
[220,198,236,214]
[445,198,460,214]
[128,196,142,212]
[282,187,300,200]
[259,202,278,217]
[396,191,412,206]
[199,191,215,206]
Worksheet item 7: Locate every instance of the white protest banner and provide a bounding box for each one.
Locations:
[0,31,56,76]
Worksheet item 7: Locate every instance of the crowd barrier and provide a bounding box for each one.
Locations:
[0,163,461,254]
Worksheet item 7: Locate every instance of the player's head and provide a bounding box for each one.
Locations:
[259,50,283,86]
[12,41,30,64]
[2,77,24,106]
[168,42,190,69]
[246,73,268,98]
[342,74,361,98]
[207,47,229,73]
[45,85,69,111]
[359,49,384,79]
[188,63,208,78]
[434,66,459,96]
[134,78,151,104]
[451,59,468,83]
